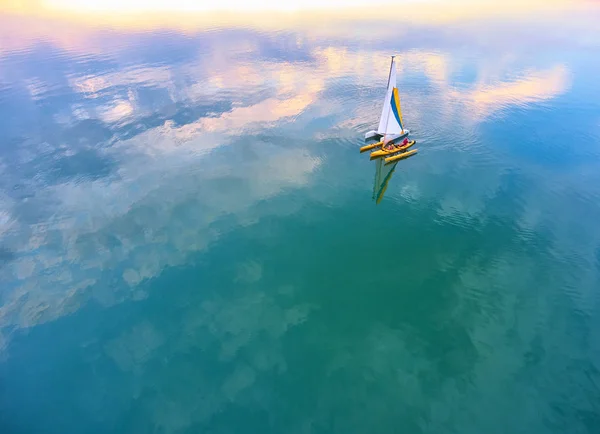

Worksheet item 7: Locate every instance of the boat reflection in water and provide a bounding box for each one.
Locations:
[372,158,399,204]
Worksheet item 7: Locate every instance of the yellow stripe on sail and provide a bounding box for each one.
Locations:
[392,87,403,129]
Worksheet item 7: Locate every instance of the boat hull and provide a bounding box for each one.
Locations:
[365,130,381,140]
[364,129,409,142]
[360,141,383,153]
[384,149,418,165]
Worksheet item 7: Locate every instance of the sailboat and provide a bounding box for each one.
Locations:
[360,56,413,153]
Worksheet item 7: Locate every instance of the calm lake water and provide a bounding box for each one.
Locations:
[1,6,600,434]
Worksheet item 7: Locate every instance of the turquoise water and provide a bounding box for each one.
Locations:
[1,8,600,434]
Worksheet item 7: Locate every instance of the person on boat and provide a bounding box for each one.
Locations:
[394,138,409,150]
[382,138,395,150]
[384,137,409,151]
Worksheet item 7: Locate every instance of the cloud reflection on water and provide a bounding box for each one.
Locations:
[0,4,593,341]
[1,7,600,433]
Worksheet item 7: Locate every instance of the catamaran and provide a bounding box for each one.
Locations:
[360,56,414,155]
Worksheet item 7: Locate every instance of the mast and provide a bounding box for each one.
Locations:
[386,55,395,89]
[383,55,395,144]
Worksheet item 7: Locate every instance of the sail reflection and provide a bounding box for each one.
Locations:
[372,159,398,204]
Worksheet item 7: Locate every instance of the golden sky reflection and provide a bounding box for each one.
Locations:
[1,0,597,60]
[1,0,592,33]
[0,0,580,134]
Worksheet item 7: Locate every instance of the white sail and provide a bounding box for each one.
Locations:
[377,57,404,135]
[384,89,404,135]
[377,87,392,134]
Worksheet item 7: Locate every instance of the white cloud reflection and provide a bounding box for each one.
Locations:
[0,47,328,345]
[0,27,578,345]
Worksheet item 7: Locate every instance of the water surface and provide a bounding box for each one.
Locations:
[1,6,600,434]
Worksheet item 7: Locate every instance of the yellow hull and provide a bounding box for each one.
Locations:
[360,141,383,153]
[370,140,415,160]
[384,149,418,165]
